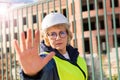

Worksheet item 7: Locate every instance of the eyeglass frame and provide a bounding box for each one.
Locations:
[47,31,67,39]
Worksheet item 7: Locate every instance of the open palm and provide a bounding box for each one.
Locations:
[13,29,55,76]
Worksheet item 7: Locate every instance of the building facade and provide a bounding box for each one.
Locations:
[1,0,119,54]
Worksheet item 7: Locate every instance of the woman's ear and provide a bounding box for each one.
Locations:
[44,35,50,46]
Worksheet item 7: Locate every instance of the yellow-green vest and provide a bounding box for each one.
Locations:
[53,56,88,80]
[43,52,88,80]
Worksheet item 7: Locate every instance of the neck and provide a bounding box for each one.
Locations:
[58,49,66,54]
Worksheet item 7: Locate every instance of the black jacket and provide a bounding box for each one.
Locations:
[20,40,85,80]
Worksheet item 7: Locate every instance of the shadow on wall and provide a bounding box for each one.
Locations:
[85,54,107,80]
[85,47,120,80]
[103,47,120,79]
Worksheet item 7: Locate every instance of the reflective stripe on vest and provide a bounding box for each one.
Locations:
[53,56,88,80]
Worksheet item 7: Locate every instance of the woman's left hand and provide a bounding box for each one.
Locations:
[13,28,55,76]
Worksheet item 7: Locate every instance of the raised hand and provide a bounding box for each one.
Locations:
[13,28,55,76]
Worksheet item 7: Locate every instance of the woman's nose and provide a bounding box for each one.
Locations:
[55,34,61,40]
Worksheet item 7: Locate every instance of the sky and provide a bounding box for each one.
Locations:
[0,0,37,3]
[0,0,38,15]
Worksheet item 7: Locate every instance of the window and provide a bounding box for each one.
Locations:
[51,10,57,13]
[6,47,9,53]
[98,2,103,9]
[82,5,87,11]
[83,21,97,31]
[23,30,35,39]
[83,22,89,31]
[14,33,18,40]
[110,0,119,7]
[6,34,9,41]
[84,38,90,54]
[111,14,120,28]
[42,13,47,19]
[23,17,26,25]
[91,22,96,30]
[90,3,94,10]
[82,3,94,11]
[117,35,120,47]
[13,19,17,27]
[100,20,105,29]
[33,29,35,38]
[115,18,120,28]
[33,15,37,23]
[113,35,120,47]
[24,31,27,39]
[63,8,67,17]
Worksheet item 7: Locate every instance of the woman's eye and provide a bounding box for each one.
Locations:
[51,32,56,36]
[60,31,66,35]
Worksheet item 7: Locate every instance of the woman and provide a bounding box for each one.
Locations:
[14,12,88,80]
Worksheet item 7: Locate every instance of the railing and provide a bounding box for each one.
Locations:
[0,0,120,80]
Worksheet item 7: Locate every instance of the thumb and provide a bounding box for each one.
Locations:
[42,52,55,65]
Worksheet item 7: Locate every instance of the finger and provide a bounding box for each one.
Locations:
[34,29,40,48]
[26,29,32,49]
[21,32,26,51]
[13,40,21,56]
[42,52,55,65]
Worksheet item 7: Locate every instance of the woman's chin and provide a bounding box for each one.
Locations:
[55,47,63,50]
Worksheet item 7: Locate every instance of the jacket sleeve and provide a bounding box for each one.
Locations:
[20,70,43,80]
[19,58,59,80]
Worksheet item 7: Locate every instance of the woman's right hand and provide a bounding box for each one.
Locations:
[13,28,55,76]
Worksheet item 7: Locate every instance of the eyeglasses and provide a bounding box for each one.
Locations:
[47,31,67,39]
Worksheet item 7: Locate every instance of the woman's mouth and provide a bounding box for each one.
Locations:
[56,43,62,46]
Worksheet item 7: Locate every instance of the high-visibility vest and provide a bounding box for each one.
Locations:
[53,56,88,80]
[42,52,88,80]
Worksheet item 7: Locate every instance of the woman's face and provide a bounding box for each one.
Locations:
[47,25,68,53]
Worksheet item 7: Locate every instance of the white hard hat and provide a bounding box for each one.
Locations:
[41,12,69,30]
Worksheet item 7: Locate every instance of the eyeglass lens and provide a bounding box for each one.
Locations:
[48,31,67,39]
